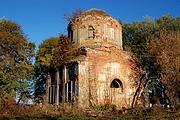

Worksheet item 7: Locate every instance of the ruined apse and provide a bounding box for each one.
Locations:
[46,9,138,108]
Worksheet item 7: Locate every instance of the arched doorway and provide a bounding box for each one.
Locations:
[110,79,123,104]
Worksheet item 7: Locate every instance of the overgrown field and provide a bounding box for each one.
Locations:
[0,103,180,120]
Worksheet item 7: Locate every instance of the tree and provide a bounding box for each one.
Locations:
[64,9,83,22]
[123,15,179,67]
[123,18,159,107]
[148,31,180,107]
[52,35,71,67]
[0,19,35,104]
[123,15,180,107]
[34,37,59,102]
[34,35,69,102]
[156,15,180,31]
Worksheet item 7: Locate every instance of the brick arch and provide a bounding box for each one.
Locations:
[108,75,125,86]
[110,79,123,88]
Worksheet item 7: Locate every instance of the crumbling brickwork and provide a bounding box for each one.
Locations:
[70,9,122,49]
[47,9,138,109]
[77,46,137,108]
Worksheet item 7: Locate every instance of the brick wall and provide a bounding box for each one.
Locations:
[78,46,138,108]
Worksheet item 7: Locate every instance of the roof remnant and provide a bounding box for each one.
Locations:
[81,8,111,17]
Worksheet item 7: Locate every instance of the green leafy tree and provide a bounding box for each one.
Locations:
[123,17,161,67]
[0,19,35,105]
[156,15,180,31]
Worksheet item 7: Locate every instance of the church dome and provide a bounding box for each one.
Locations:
[68,9,122,49]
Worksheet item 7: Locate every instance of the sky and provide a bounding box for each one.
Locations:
[0,0,180,49]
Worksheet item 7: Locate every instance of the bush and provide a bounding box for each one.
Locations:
[93,104,116,111]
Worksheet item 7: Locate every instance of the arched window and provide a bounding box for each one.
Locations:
[67,22,73,43]
[110,79,123,89]
[88,26,94,38]
[109,28,114,40]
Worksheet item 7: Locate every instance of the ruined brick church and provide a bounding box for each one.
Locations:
[46,9,138,108]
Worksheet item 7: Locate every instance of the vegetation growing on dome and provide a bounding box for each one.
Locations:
[82,8,111,17]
